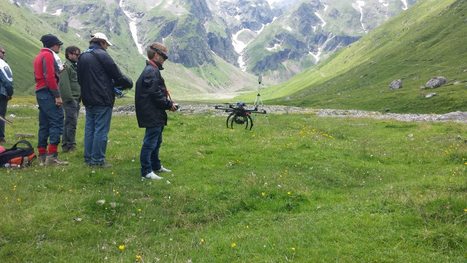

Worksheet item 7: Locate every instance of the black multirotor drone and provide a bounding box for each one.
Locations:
[214,102,266,130]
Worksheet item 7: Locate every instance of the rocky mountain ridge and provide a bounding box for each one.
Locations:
[6,0,417,91]
[14,0,415,80]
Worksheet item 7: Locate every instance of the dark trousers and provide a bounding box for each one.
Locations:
[140,126,164,176]
[36,89,64,149]
[62,99,80,150]
[0,95,7,139]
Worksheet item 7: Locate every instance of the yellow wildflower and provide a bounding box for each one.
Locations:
[118,244,125,251]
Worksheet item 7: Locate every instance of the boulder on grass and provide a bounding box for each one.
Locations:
[389,79,403,90]
[425,76,447,88]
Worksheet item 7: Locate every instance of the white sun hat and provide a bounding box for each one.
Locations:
[91,32,113,46]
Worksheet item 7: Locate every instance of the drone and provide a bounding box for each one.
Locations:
[214,102,266,130]
[214,74,268,130]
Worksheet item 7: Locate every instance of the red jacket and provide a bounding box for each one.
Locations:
[33,48,60,97]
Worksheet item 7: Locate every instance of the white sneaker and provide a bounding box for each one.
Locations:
[156,165,172,173]
[144,172,163,180]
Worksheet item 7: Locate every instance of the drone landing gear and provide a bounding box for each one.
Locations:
[226,113,254,130]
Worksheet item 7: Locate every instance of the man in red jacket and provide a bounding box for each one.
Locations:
[33,34,68,166]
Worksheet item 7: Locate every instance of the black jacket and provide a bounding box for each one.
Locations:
[77,44,132,107]
[135,61,173,127]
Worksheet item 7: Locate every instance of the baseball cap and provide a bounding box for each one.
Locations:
[91,32,113,46]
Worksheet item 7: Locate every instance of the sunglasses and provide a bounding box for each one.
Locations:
[151,47,168,60]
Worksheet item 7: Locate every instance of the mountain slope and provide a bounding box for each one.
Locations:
[243,0,466,113]
[1,0,258,98]
[0,0,142,95]
[242,0,417,82]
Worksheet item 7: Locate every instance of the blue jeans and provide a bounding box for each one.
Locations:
[36,89,64,148]
[84,106,112,165]
[140,126,164,176]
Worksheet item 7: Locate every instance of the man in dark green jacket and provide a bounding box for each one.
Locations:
[59,46,81,152]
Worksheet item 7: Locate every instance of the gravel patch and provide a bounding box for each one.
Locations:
[9,104,466,123]
[114,104,467,124]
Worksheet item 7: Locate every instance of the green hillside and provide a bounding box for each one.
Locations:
[0,0,141,95]
[242,0,467,113]
[0,0,63,95]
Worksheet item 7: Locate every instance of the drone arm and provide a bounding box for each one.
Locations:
[247,109,267,114]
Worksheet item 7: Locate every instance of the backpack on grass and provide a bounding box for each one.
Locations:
[0,140,36,168]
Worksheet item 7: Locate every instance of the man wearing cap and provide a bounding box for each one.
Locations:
[77,32,132,167]
[0,46,14,144]
[33,34,68,166]
[135,42,177,180]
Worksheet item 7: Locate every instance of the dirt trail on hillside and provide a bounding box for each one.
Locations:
[112,104,467,124]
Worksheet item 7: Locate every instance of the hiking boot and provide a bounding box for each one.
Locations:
[155,165,172,173]
[89,162,112,168]
[45,155,69,166]
[62,146,76,153]
[143,172,163,180]
[38,155,47,166]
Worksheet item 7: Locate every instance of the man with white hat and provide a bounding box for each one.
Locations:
[77,32,132,167]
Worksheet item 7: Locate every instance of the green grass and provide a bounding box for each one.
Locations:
[0,104,465,262]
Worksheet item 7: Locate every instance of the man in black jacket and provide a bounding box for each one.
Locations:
[135,42,177,180]
[77,33,132,167]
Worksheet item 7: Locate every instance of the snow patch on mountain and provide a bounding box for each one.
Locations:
[401,0,408,10]
[352,0,368,33]
[378,0,389,7]
[266,0,293,8]
[153,0,187,16]
[232,29,251,54]
[266,43,281,52]
[232,29,255,71]
[52,9,62,16]
[309,33,335,63]
[315,11,326,28]
[119,0,144,55]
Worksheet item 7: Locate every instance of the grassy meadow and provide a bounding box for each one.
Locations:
[0,102,466,262]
